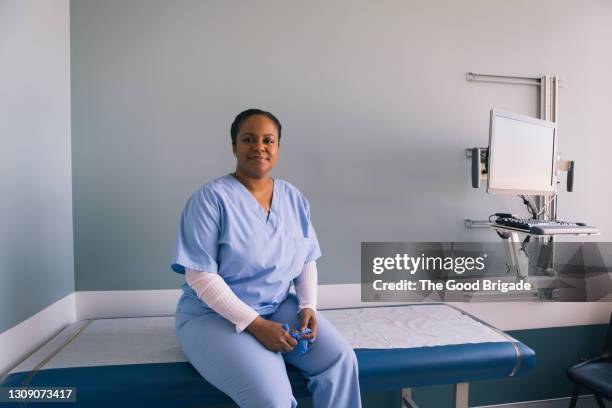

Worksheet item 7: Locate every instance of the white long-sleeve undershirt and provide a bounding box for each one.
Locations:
[185,269,258,333]
[294,261,318,312]
[185,261,318,333]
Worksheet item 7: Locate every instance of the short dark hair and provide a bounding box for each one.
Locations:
[230,109,282,146]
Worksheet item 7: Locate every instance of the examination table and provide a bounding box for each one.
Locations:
[0,304,535,407]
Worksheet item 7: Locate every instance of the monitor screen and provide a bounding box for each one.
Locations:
[487,109,557,195]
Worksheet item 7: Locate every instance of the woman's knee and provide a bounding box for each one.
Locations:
[338,342,358,368]
[323,337,358,376]
[317,337,358,375]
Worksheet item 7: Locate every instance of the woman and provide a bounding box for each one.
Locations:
[171,109,361,408]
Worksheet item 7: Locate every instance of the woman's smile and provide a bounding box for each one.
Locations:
[249,155,269,161]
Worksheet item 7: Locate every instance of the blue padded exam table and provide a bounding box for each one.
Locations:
[0,304,535,408]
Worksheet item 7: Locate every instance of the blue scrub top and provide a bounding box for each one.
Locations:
[171,174,322,315]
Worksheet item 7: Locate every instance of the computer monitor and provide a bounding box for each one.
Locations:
[487,109,557,195]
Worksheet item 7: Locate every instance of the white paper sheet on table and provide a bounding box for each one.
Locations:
[321,304,510,349]
[8,305,511,374]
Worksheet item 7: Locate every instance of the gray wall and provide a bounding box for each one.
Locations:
[0,0,73,333]
[70,0,612,290]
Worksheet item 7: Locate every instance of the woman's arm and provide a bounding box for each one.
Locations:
[185,269,258,332]
[294,261,318,312]
[293,261,318,340]
[186,269,298,351]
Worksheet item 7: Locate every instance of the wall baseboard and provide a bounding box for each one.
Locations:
[452,301,612,331]
[75,289,182,320]
[0,292,75,379]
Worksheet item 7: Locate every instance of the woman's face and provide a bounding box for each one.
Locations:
[233,115,279,179]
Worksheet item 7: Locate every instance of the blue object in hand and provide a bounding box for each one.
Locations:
[283,323,313,355]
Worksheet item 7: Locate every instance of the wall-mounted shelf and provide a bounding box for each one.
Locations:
[490,224,600,237]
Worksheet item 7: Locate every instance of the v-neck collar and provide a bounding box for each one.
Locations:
[226,173,279,227]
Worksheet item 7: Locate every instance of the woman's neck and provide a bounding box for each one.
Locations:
[232,171,272,193]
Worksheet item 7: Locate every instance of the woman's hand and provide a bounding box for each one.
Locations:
[297,308,318,341]
[246,316,298,352]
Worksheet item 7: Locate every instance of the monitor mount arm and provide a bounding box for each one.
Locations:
[500,230,528,279]
[467,148,575,281]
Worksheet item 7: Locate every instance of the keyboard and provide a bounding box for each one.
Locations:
[494,217,599,235]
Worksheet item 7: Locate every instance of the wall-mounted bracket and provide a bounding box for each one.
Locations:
[464,219,490,228]
[465,71,564,282]
[466,72,564,88]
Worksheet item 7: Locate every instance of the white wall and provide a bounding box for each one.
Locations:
[0,0,74,333]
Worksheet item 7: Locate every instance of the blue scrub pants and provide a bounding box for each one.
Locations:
[176,293,362,408]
